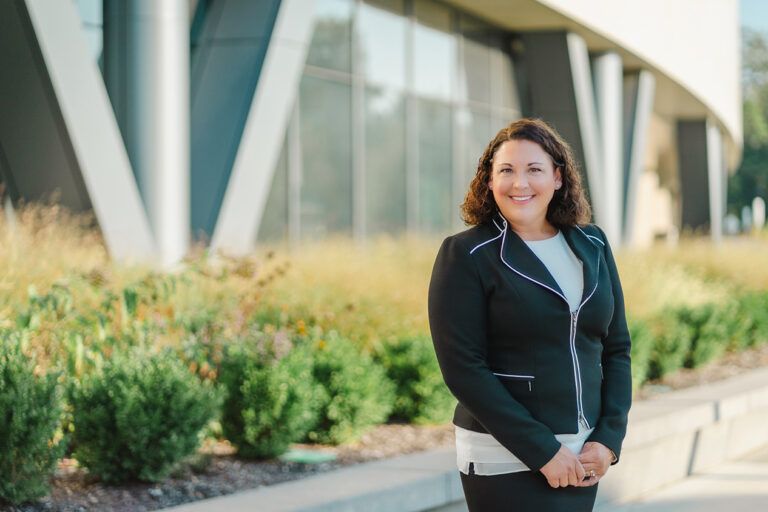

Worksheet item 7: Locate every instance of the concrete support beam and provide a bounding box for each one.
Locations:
[2,0,156,263]
[706,122,726,244]
[592,51,623,247]
[566,33,605,228]
[622,70,655,246]
[211,0,315,255]
[107,0,190,267]
[678,119,725,241]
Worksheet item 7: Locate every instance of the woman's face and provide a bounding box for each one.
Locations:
[487,139,562,233]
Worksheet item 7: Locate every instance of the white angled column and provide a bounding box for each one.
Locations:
[706,121,725,244]
[592,52,623,247]
[623,70,655,246]
[566,33,604,228]
[125,0,190,267]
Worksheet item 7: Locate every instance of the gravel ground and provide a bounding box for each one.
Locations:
[0,424,455,512]
[3,343,768,512]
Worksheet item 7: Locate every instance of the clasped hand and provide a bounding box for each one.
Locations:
[538,441,612,488]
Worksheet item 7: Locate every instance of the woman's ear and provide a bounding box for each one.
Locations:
[554,167,563,190]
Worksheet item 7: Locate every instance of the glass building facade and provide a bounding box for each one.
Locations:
[258,0,522,243]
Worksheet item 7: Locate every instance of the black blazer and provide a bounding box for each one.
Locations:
[428,211,632,472]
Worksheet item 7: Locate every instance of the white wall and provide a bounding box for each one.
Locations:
[539,0,742,150]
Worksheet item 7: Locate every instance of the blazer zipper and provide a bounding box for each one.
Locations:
[571,261,600,431]
[571,310,590,430]
[497,217,600,431]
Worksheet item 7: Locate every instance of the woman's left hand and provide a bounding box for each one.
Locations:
[573,441,612,487]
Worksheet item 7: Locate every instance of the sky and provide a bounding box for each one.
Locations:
[741,0,768,33]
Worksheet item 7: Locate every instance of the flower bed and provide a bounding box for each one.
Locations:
[1,205,768,508]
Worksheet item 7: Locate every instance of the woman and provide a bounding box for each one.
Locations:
[428,118,632,511]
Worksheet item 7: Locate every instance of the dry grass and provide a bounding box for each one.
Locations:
[3,204,767,348]
[254,234,442,347]
[1,205,109,327]
[637,234,768,292]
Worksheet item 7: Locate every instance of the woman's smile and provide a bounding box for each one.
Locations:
[509,194,535,204]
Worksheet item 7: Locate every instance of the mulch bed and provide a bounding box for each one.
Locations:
[4,343,768,512]
[1,425,455,512]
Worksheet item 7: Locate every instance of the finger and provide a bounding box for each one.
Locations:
[575,464,586,482]
[576,474,601,487]
[575,477,598,488]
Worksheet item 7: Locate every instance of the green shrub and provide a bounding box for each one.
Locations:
[218,331,320,458]
[373,335,454,424]
[0,331,66,505]
[70,347,222,483]
[675,305,727,369]
[647,311,694,380]
[628,319,654,391]
[736,292,768,347]
[302,331,395,444]
[698,300,751,356]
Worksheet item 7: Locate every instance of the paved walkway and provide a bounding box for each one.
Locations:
[604,443,768,511]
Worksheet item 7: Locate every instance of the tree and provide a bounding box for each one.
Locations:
[730,29,768,214]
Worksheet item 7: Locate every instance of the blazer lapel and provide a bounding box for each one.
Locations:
[494,211,601,307]
[562,225,601,306]
[495,212,566,302]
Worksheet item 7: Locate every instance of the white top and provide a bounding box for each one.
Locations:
[455,230,589,476]
[524,230,584,313]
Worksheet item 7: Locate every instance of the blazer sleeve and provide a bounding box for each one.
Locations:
[586,225,633,465]
[428,235,561,472]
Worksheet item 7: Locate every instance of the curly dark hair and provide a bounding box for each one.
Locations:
[460,117,592,227]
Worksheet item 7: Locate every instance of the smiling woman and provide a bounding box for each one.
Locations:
[429,118,631,511]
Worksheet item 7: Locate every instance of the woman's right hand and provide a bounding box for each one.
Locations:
[539,444,586,488]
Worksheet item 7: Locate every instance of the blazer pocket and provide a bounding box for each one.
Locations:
[492,372,535,391]
[492,372,540,418]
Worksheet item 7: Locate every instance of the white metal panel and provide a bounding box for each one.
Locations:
[211,0,315,255]
[24,0,157,263]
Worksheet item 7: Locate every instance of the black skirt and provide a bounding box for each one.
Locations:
[459,465,598,512]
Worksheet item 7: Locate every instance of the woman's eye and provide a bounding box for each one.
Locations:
[529,168,542,173]
[499,168,512,173]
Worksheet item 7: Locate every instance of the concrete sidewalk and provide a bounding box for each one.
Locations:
[604,443,768,511]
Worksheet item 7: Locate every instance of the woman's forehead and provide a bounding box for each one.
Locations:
[493,139,551,164]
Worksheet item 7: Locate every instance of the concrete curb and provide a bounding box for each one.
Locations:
[166,366,768,512]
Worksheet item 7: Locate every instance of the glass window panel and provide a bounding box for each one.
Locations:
[257,132,289,244]
[458,108,495,190]
[358,0,406,89]
[460,36,491,104]
[493,111,521,132]
[306,0,354,73]
[458,13,491,104]
[417,99,453,233]
[491,46,522,112]
[298,75,353,239]
[413,2,456,101]
[365,86,406,234]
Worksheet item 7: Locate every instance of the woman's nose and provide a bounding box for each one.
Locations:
[511,175,528,189]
